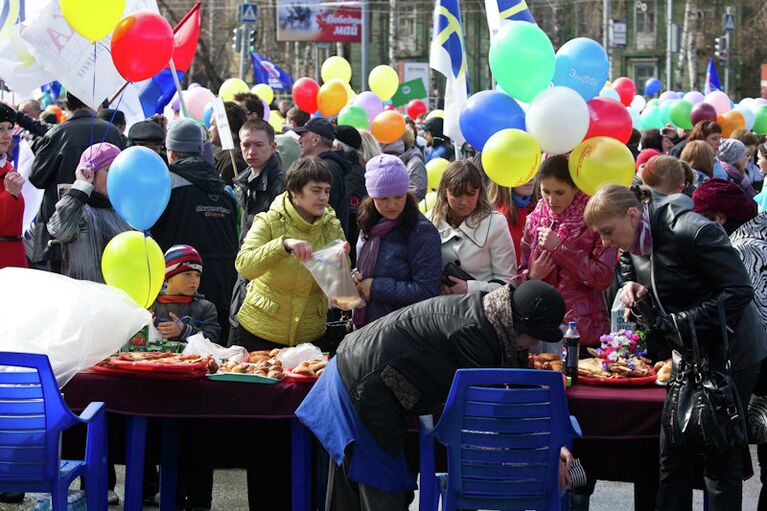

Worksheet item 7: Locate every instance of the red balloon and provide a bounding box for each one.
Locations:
[406,99,427,120]
[111,12,174,83]
[292,77,320,114]
[584,97,633,144]
[690,102,718,126]
[612,77,636,107]
[384,104,395,111]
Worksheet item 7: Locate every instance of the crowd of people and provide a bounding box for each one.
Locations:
[1,88,767,511]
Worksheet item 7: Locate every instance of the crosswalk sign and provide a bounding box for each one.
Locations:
[724,13,735,32]
[239,3,258,24]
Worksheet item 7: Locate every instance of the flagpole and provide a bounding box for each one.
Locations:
[109,82,129,105]
[169,57,189,118]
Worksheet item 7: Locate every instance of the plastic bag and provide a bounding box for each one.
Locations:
[301,240,364,310]
[0,268,151,386]
[611,288,637,333]
[277,343,324,371]
[182,333,248,363]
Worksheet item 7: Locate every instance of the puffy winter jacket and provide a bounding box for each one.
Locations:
[383,140,428,201]
[318,151,350,236]
[235,192,345,345]
[232,154,285,246]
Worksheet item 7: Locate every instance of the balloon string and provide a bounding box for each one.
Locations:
[143,231,153,310]
[100,87,126,145]
[89,42,96,159]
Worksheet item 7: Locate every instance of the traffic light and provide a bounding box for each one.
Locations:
[232,27,242,52]
[714,36,727,61]
[248,29,257,51]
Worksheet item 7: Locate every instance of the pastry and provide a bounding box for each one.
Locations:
[333,296,363,310]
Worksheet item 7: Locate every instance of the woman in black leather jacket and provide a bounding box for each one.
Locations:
[584,184,767,511]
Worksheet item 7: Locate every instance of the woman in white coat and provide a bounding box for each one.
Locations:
[429,160,516,294]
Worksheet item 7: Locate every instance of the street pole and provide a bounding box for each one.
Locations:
[724,6,732,94]
[666,0,673,89]
[361,0,369,90]
[239,25,250,82]
[603,0,611,78]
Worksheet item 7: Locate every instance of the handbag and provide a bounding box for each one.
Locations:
[442,261,475,287]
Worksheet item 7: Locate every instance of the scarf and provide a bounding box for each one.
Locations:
[481,285,521,368]
[512,194,532,208]
[630,204,653,256]
[87,190,112,209]
[353,218,400,328]
[528,192,589,263]
[156,295,194,304]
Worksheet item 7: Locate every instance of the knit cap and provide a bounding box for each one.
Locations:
[166,118,204,154]
[635,149,660,171]
[692,177,758,222]
[718,138,748,165]
[364,154,410,199]
[77,143,121,172]
[164,244,203,280]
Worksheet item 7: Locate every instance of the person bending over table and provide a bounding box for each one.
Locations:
[297,280,574,511]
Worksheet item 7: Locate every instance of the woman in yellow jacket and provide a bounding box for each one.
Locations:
[234,157,349,350]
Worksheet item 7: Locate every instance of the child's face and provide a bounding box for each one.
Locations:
[167,270,201,296]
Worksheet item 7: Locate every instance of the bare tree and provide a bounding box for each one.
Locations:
[675,0,700,91]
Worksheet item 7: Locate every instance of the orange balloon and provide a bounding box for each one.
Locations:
[371,110,406,144]
[717,110,746,138]
[317,79,348,117]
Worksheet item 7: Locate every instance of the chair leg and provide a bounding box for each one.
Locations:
[159,419,179,511]
[291,419,312,511]
[124,416,148,511]
[85,410,108,511]
[52,483,68,511]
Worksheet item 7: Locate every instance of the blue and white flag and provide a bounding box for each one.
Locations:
[485,0,535,32]
[704,57,722,95]
[251,52,294,91]
[430,0,469,145]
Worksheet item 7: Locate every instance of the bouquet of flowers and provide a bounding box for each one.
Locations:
[592,329,647,372]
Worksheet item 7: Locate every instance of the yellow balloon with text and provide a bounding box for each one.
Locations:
[61,0,126,42]
[481,129,541,187]
[426,158,450,190]
[102,231,165,309]
[251,83,274,105]
[568,136,635,196]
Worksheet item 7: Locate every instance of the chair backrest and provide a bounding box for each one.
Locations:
[434,368,571,511]
[0,352,77,483]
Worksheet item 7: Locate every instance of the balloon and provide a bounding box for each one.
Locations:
[489,21,555,103]
[584,97,633,144]
[647,98,659,108]
[568,137,635,196]
[292,77,321,114]
[419,191,438,213]
[371,111,406,144]
[45,105,64,123]
[705,90,731,115]
[251,83,274,105]
[406,99,428,120]
[717,111,746,138]
[338,105,369,130]
[658,90,681,105]
[751,98,767,113]
[184,88,215,123]
[659,100,674,125]
[368,65,399,101]
[219,78,249,102]
[640,105,663,131]
[753,106,767,135]
[644,77,662,96]
[268,110,284,133]
[321,56,352,83]
[552,37,608,101]
[630,95,647,112]
[627,106,642,131]
[526,86,589,154]
[426,158,450,190]
[612,77,636,107]
[690,102,718,125]
[61,0,126,42]
[599,87,620,102]
[189,82,202,89]
[459,90,526,150]
[426,109,445,120]
[110,12,174,82]
[384,104,395,111]
[262,100,271,121]
[668,99,693,130]
[352,91,384,126]
[107,147,171,231]
[317,79,348,117]
[102,231,165,308]
[734,106,755,131]
[481,129,542,187]
[683,91,705,105]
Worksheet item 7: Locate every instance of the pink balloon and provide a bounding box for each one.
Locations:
[184,88,216,122]
[353,91,384,128]
[704,90,731,116]
[683,91,705,105]
[658,91,682,105]
[262,99,270,121]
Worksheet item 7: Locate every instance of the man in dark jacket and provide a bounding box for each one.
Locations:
[295,118,349,236]
[27,93,124,271]
[333,125,367,256]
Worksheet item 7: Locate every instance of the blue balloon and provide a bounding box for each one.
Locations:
[644,77,662,96]
[202,102,214,128]
[552,38,608,101]
[459,90,526,150]
[107,147,171,231]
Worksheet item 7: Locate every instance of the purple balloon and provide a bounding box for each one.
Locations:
[754,98,767,106]
[262,99,270,121]
[353,91,384,127]
[683,91,705,105]
[690,102,717,125]
[658,91,682,105]
[171,95,180,112]
[188,82,202,89]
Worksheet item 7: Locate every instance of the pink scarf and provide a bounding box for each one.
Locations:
[527,192,590,261]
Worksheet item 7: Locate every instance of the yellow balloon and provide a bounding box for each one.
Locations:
[251,83,274,105]
[426,109,445,121]
[343,81,356,103]
[481,129,541,187]
[321,56,352,83]
[368,65,399,101]
[61,0,126,42]
[318,79,349,117]
[419,191,438,213]
[219,78,250,102]
[426,158,450,190]
[102,231,165,309]
[568,137,635,196]
[269,110,285,134]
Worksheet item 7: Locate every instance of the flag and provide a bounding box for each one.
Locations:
[40,80,62,103]
[705,57,722,95]
[136,1,201,117]
[391,78,428,107]
[251,52,294,91]
[485,0,535,33]
[430,0,469,146]
[0,0,56,96]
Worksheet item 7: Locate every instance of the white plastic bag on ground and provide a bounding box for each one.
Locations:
[0,268,151,386]
[182,333,248,362]
[277,343,324,371]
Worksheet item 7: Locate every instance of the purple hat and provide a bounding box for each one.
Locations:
[365,154,410,199]
[77,143,121,172]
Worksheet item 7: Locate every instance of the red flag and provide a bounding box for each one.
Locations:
[171,1,200,73]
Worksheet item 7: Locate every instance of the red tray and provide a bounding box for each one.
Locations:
[579,364,657,386]
[107,357,210,373]
[91,363,208,380]
[284,372,320,383]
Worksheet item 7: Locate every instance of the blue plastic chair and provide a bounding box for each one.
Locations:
[419,369,582,511]
[0,352,107,511]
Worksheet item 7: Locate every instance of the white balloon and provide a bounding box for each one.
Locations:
[599,87,620,102]
[704,90,731,116]
[627,106,642,131]
[734,106,755,131]
[526,86,589,155]
[630,95,647,113]
[739,97,754,109]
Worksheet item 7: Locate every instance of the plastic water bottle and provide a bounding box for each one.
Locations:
[563,322,580,385]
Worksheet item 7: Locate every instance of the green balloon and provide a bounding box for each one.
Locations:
[753,105,767,135]
[668,100,693,130]
[659,100,675,125]
[338,105,369,130]
[489,21,555,103]
[641,105,663,131]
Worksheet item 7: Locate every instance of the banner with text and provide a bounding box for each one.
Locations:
[276,0,362,42]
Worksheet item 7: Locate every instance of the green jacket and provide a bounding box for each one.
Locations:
[235,192,345,346]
